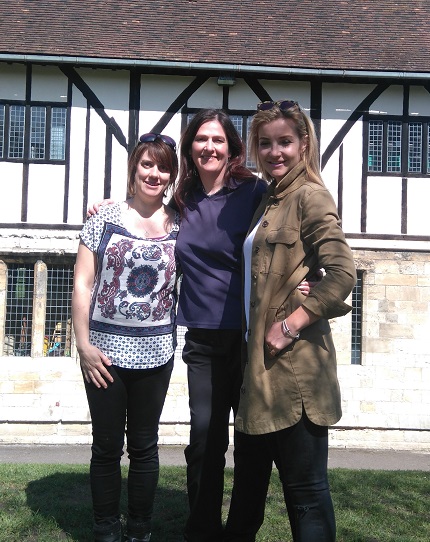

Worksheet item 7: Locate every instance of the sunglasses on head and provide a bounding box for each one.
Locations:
[256,100,300,112]
[139,133,177,152]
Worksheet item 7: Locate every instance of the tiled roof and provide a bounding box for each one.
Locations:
[1,0,429,74]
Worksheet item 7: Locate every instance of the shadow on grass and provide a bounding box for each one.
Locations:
[25,467,188,542]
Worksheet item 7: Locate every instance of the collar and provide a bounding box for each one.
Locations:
[272,162,306,199]
[198,176,242,197]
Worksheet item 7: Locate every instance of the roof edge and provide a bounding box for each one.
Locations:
[1,53,430,80]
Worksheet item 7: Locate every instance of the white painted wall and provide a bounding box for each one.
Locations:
[27,164,66,224]
[1,67,430,450]
[31,65,68,103]
[0,162,23,223]
[367,177,403,234]
[0,63,26,99]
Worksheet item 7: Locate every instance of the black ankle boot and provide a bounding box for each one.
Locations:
[93,519,122,542]
[126,518,151,541]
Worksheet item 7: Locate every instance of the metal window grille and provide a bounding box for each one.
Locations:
[230,115,243,137]
[50,107,67,160]
[387,121,402,172]
[44,266,74,357]
[428,128,430,174]
[368,121,383,172]
[351,270,363,365]
[0,104,4,158]
[245,115,256,170]
[231,114,255,169]
[8,105,25,159]
[176,326,186,355]
[4,264,34,356]
[408,122,422,173]
[30,106,46,159]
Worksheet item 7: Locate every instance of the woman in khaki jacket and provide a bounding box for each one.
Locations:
[224,101,356,542]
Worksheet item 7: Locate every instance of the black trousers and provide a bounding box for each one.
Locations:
[224,408,336,542]
[182,328,243,542]
[84,358,173,527]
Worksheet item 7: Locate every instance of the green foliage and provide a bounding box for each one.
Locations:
[0,464,428,541]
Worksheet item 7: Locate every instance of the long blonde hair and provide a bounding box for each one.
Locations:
[249,102,324,186]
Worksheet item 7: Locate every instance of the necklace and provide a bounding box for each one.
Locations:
[124,200,170,238]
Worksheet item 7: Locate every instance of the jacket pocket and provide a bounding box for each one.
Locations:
[266,226,299,245]
[265,226,299,275]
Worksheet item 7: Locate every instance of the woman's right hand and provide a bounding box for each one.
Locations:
[87,199,115,218]
[78,344,113,389]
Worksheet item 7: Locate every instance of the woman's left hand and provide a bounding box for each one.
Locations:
[297,279,310,295]
[265,321,294,358]
[297,268,324,295]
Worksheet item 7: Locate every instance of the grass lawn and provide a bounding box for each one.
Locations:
[0,463,428,541]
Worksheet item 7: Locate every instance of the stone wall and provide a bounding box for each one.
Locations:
[0,249,429,451]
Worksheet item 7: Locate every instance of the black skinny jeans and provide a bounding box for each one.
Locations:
[182,328,243,542]
[84,358,173,527]
[224,408,336,542]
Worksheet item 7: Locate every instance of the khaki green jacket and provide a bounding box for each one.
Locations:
[235,163,357,435]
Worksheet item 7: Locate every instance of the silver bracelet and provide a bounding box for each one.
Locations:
[281,319,300,340]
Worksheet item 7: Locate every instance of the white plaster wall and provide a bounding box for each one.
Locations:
[246,80,311,111]
[409,85,430,116]
[67,90,88,225]
[77,68,131,205]
[321,83,375,150]
[27,164,66,224]
[86,108,111,209]
[338,122,364,233]
[369,85,404,116]
[366,177,402,234]
[188,77,223,110]
[0,162,23,223]
[30,65,68,103]
[139,74,193,144]
[0,64,26,224]
[0,62,26,100]
[227,78,260,110]
[320,84,374,232]
[407,178,430,235]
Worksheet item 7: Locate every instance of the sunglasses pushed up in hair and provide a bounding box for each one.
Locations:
[139,133,177,152]
[256,100,300,112]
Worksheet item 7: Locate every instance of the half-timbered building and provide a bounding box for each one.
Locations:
[0,0,429,449]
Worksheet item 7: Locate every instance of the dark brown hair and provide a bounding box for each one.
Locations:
[127,139,179,197]
[174,109,253,212]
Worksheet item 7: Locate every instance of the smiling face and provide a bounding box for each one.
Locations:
[191,120,231,183]
[133,150,172,203]
[257,117,307,183]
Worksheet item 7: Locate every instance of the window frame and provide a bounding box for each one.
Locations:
[351,270,364,365]
[2,258,75,358]
[365,114,430,177]
[0,100,67,164]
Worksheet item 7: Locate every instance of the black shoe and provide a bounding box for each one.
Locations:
[126,518,151,541]
[93,520,122,542]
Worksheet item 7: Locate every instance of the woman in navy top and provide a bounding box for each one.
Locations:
[174,109,267,542]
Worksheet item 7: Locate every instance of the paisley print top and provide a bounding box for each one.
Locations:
[80,203,180,369]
